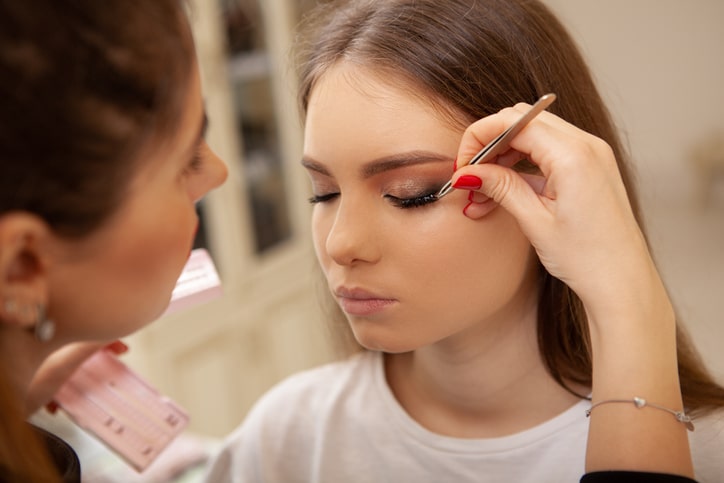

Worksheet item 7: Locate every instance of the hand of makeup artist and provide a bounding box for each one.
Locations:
[26,340,128,414]
[451,104,693,476]
[451,104,659,318]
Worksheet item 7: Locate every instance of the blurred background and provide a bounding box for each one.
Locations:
[38,0,723,479]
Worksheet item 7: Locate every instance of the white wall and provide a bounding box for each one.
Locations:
[544,0,724,377]
[545,1,724,191]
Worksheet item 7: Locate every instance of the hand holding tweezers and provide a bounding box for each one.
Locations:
[436,93,557,199]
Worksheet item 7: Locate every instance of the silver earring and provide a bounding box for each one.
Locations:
[33,305,55,342]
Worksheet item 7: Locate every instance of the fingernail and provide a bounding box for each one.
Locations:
[452,175,482,190]
[452,158,458,172]
[463,192,486,216]
[105,340,129,354]
[462,201,472,216]
[46,401,59,414]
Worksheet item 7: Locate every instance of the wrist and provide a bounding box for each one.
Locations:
[581,251,675,340]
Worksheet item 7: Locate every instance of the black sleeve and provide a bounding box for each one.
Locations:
[581,472,697,483]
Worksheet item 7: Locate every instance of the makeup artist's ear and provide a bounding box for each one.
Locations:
[0,212,52,329]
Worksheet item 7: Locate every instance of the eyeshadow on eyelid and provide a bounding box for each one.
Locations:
[390,177,445,192]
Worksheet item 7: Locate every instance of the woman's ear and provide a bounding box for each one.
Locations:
[0,213,52,330]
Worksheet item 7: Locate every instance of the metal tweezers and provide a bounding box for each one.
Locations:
[436,93,557,199]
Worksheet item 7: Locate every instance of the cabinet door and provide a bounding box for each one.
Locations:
[124,0,334,437]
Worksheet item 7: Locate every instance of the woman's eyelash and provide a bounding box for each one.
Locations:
[308,190,440,209]
[387,191,439,209]
[184,148,204,174]
[308,193,339,204]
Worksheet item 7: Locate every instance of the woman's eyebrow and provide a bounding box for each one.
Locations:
[301,150,453,178]
[301,156,330,176]
[359,151,452,178]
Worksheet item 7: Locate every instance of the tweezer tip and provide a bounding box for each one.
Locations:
[436,182,453,199]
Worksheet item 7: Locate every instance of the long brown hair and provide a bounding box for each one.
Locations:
[295,0,724,416]
[0,1,194,479]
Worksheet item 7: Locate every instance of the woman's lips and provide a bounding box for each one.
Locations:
[334,287,396,316]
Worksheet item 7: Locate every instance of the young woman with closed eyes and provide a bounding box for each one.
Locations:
[206,1,724,481]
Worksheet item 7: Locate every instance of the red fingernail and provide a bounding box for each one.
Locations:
[452,158,458,172]
[463,201,474,216]
[105,340,129,354]
[463,191,477,215]
[452,175,482,190]
[46,401,59,414]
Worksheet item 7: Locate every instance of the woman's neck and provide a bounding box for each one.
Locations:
[384,303,588,438]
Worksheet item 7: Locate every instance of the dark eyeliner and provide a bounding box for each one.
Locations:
[386,189,440,209]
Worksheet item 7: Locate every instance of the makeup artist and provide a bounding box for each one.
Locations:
[0,1,226,480]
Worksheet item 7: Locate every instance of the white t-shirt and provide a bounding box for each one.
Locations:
[205,351,724,482]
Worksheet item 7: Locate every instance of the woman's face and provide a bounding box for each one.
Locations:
[303,63,539,353]
[48,62,228,342]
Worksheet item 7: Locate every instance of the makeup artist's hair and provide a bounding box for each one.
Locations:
[295,0,724,415]
[0,1,193,479]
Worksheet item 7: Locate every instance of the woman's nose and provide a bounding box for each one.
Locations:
[324,200,380,266]
[195,145,228,202]
[206,148,228,190]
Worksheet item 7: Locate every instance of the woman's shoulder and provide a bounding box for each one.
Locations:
[204,351,380,480]
[209,352,381,466]
[237,351,379,431]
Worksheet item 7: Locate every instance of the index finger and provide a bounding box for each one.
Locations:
[467,94,556,167]
[456,103,581,179]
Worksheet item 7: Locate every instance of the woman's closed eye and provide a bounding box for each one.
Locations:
[308,190,441,209]
[308,192,339,204]
[183,146,205,175]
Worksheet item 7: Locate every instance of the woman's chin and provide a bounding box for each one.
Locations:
[350,327,418,354]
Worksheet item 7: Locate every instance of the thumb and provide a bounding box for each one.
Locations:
[103,339,129,355]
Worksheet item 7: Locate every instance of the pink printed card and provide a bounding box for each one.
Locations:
[53,350,190,471]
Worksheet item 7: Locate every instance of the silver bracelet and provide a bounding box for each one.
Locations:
[585,397,694,431]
